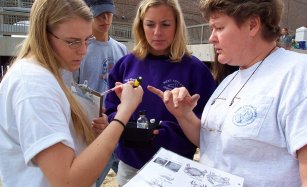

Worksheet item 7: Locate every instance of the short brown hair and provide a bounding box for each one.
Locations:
[199,0,284,42]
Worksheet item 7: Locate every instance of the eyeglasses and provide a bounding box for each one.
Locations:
[48,31,95,49]
[211,71,239,106]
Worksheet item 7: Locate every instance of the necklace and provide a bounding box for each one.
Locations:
[211,46,276,106]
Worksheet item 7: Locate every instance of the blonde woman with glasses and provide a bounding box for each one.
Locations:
[0,0,143,186]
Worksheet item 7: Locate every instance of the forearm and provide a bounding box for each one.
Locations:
[298,145,307,187]
[175,111,201,147]
[68,106,131,185]
[36,104,133,187]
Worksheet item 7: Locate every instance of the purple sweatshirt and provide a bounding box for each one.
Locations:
[105,53,216,169]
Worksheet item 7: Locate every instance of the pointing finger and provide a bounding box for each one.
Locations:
[147,85,164,99]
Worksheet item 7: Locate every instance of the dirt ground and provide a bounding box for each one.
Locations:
[102,169,118,187]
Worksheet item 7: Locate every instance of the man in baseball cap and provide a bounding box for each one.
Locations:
[85,0,115,17]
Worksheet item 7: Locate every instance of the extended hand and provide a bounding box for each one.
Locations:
[147,86,200,119]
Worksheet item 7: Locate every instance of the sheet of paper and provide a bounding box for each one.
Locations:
[124,148,244,187]
[71,82,101,119]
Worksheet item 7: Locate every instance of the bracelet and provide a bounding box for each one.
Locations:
[112,118,125,129]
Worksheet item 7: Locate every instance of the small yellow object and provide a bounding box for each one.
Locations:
[133,76,142,88]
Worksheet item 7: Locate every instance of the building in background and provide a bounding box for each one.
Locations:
[279,0,307,34]
[112,0,307,34]
[1,0,307,73]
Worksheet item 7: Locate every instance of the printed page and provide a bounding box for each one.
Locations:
[124,148,244,187]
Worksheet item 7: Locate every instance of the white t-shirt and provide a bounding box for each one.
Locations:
[200,48,307,187]
[0,58,92,187]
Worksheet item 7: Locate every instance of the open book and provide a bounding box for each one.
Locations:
[124,148,244,187]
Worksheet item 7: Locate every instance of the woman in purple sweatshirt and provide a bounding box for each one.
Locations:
[105,0,216,185]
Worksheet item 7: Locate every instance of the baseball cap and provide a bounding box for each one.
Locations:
[84,0,115,17]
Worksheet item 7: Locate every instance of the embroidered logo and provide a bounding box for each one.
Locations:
[162,79,184,90]
[232,105,257,126]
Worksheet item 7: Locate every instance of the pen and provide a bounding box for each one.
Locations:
[99,77,142,117]
[101,77,143,96]
[100,84,123,96]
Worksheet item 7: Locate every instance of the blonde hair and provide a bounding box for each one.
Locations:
[16,0,95,144]
[132,0,191,62]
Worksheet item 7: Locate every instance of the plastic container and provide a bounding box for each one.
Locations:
[137,110,149,129]
[298,41,306,50]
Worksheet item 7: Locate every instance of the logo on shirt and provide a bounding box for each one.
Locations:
[162,79,184,90]
[99,57,114,82]
[232,105,257,126]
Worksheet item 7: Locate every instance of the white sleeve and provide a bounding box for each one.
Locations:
[15,85,75,166]
[285,98,307,157]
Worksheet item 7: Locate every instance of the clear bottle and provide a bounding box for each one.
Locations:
[137,110,149,129]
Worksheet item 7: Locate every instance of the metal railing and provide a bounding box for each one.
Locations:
[0,0,34,8]
[0,6,30,35]
[0,2,211,44]
[0,7,133,40]
[0,65,10,82]
[187,24,211,44]
[109,22,133,41]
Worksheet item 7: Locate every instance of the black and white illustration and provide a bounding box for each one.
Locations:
[165,161,181,172]
[124,148,244,187]
[184,164,207,179]
[207,172,231,187]
[190,180,207,187]
[153,157,168,166]
[146,174,175,187]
